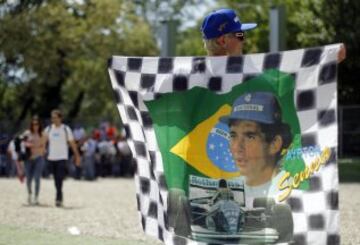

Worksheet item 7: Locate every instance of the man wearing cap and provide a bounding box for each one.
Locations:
[219,91,292,207]
[201,8,346,62]
[201,8,256,56]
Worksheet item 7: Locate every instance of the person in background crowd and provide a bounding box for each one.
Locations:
[99,121,109,141]
[0,132,11,177]
[106,123,117,142]
[81,131,98,180]
[44,109,81,207]
[105,122,118,177]
[93,128,103,178]
[72,123,86,179]
[116,134,133,177]
[97,135,116,177]
[23,116,46,205]
[73,123,86,143]
[7,134,25,182]
[92,128,101,141]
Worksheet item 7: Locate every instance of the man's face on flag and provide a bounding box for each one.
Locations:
[229,120,274,183]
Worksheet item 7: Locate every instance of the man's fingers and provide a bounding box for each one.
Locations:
[338,44,346,63]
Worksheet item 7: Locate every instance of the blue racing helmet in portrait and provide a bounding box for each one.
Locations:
[220,92,282,125]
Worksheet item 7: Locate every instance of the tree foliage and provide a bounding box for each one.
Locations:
[0,0,158,132]
[299,0,360,105]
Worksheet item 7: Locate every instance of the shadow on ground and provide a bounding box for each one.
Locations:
[21,203,84,210]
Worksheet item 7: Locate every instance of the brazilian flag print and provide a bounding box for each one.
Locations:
[145,69,307,192]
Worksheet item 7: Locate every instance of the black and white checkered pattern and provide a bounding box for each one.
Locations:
[108,44,341,245]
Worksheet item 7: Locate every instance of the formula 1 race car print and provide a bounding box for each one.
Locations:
[167,180,294,244]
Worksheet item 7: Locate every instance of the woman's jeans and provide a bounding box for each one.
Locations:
[24,156,44,197]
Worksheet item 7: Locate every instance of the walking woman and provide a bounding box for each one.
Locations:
[23,116,46,205]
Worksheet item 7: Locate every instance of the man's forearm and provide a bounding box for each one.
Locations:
[69,141,80,157]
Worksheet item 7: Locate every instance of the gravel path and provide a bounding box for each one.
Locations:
[0,178,359,244]
[339,183,360,245]
[0,178,162,244]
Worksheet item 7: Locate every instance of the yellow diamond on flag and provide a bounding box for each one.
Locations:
[170,104,241,179]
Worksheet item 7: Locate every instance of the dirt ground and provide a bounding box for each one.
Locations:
[0,178,359,244]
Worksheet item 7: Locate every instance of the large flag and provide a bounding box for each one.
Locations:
[108,44,340,245]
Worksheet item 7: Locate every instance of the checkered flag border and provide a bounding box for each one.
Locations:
[108,44,341,245]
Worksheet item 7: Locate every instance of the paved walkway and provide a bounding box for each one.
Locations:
[0,178,359,244]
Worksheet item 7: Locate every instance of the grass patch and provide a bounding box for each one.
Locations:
[339,159,360,182]
[0,224,154,245]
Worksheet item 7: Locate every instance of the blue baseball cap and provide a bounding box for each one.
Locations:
[219,92,282,125]
[201,8,257,40]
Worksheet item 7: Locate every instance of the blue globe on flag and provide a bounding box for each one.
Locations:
[206,122,238,172]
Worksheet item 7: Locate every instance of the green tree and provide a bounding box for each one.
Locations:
[0,0,158,132]
[294,0,360,105]
[176,24,207,56]
[135,0,206,56]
